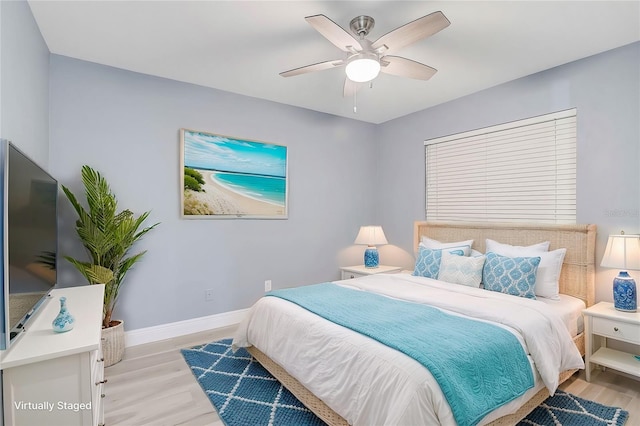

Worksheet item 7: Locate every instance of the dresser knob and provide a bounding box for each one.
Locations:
[96,379,108,385]
[614,327,619,332]
[101,394,106,398]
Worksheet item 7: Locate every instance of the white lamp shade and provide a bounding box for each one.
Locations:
[354,226,388,246]
[600,234,640,270]
[345,55,381,83]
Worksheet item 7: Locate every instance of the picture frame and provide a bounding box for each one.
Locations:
[180,129,288,219]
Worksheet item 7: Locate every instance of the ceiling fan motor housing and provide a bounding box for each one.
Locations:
[350,15,375,37]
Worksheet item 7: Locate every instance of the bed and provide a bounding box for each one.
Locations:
[233,221,596,425]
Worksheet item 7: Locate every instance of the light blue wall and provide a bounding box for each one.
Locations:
[0,0,50,166]
[376,42,640,304]
[49,56,378,330]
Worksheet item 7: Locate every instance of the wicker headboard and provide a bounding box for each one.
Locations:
[414,221,597,306]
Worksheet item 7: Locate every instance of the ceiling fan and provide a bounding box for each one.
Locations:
[280,11,451,97]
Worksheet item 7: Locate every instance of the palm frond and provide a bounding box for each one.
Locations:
[62,165,159,326]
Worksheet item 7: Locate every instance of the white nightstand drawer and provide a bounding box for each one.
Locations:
[340,265,403,280]
[342,271,364,280]
[592,317,640,344]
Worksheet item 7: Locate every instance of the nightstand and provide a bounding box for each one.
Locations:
[340,265,403,280]
[582,301,640,382]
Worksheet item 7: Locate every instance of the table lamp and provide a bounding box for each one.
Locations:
[354,226,388,268]
[600,233,640,312]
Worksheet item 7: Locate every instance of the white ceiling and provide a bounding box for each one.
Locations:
[29,1,640,124]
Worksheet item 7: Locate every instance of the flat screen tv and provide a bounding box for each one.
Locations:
[1,140,58,349]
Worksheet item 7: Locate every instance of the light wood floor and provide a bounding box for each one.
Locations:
[104,327,640,426]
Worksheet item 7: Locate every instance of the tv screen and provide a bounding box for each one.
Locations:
[4,142,58,345]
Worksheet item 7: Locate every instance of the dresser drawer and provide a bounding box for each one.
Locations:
[592,317,640,344]
[341,271,364,280]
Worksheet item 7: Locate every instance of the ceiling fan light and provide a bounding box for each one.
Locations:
[345,57,381,83]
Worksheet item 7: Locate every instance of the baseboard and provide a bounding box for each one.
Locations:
[124,308,249,347]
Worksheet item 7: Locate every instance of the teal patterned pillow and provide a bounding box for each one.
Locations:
[413,246,442,278]
[413,246,468,278]
[482,252,541,299]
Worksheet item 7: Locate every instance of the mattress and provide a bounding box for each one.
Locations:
[233,273,584,426]
[538,294,586,336]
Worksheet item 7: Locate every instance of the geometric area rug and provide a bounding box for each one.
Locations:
[517,390,629,426]
[182,339,629,426]
[181,338,325,426]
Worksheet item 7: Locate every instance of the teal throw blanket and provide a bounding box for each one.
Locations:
[268,283,534,426]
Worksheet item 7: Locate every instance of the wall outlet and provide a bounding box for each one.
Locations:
[264,280,272,292]
[205,289,215,301]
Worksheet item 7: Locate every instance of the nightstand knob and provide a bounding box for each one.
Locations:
[614,327,619,332]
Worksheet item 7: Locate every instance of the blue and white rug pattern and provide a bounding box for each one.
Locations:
[518,390,629,426]
[182,338,629,426]
[181,338,325,426]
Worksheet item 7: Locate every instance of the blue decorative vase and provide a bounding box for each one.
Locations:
[364,247,379,268]
[52,297,75,333]
[613,271,637,312]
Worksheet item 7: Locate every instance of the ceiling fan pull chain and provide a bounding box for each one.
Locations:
[353,90,357,113]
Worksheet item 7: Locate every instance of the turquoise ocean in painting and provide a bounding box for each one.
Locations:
[210,172,286,206]
[183,130,287,208]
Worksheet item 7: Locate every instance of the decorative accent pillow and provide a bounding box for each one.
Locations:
[413,246,470,279]
[482,252,541,299]
[422,237,474,251]
[438,251,487,288]
[485,238,550,253]
[418,243,471,256]
[486,239,566,300]
[413,246,442,278]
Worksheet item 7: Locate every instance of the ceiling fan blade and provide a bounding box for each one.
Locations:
[343,78,363,97]
[280,59,344,77]
[380,56,437,80]
[305,14,363,52]
[372,11,450,54]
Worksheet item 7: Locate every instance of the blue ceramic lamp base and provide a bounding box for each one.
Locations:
[613,271,637,312]
[364,246,379,268]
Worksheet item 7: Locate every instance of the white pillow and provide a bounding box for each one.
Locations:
[438,251,486,288]
[421,237,474,252]
[418,242,471,256]
[486,239,566,300]
[485,238,550,253]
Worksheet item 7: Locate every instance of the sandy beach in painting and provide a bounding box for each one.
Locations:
[183,168,285,216]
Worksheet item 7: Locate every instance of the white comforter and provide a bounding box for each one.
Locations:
[233,274,584,425]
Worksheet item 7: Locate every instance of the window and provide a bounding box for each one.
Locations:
[425,109,576,224]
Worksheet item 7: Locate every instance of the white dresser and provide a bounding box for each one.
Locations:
[1,284,106,426]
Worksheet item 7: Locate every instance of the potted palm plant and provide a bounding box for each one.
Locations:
[62,165,158,366]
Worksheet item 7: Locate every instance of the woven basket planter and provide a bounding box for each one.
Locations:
[102,320,125,367]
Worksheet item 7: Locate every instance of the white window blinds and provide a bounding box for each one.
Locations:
[425,109,576,224]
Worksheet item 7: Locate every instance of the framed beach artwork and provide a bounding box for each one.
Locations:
[180,129,288,219]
